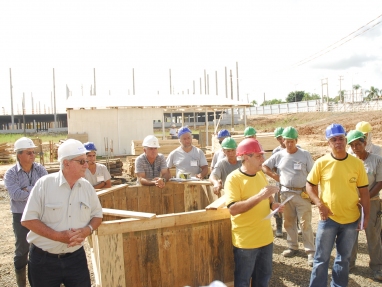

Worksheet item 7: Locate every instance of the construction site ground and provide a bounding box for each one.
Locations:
[1,110,382,286]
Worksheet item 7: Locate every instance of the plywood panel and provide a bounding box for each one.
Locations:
[158,229,178,287]
[174,225,194,286]
[123,231,143,287]
[126,186,139,211]
[139,229,162,287]
[98,233,125,287]
[138,186,151,213]
[192,223,210,286]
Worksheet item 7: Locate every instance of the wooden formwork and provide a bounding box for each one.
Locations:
[92,182,233,287]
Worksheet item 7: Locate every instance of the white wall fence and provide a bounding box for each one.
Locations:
[245,99,382,115]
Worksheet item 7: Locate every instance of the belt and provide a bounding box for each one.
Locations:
[31,244,82,259]
[282,186,306,192]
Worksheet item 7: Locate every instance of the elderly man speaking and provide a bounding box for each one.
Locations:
[21,139,103,287]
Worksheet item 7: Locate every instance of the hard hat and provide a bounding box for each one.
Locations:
[84,142,97,152]
[325,123,346,140]
[217,129,230,139]
[282,126,298,139]
[236,138,264,156]
[355,121,372,133]
[221,137,237,149]
[14,137,37,152]
[178,126,192,138]
[142,135,160,148]
[347,130,366,145]
[58,139,87,161]
[244,126,257,138]
[274,127,284,138]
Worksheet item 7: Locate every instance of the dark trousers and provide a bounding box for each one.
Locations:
[12,213,30,270]
[28,245,91,287]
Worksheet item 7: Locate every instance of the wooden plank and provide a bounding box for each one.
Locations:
[140,229,162,287]
[102,208,156,219]
[113,186,128,211]
[98,233,125,287]
[209,221,225,281]
[192,224,210,286]
[173,184,185,213]
[97,208,231,236]
[184,184,200,211]
[126,186,139,211]
[174,225,194,286]
[161,184,175,214]
[97,184,128,197]
[222,219,235,283]
[138,185,151,213]
[205,195,227,210]
[123,232,143,286]
[158,229,178,287]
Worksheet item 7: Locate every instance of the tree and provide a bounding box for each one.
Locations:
[261,99,284,106]
[286,91,305,102]
[337,90,345,103]
[353,84,361,101]
[302,93,321,101]
[365,86,380,101]
[250,99,258,106]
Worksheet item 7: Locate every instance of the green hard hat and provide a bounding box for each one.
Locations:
[282,126,298,139]
[347,130,365,145]
[244,127,257,138]
[221,137,237,149]
[274,127,284,138]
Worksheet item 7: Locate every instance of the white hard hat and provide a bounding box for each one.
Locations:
[142,135,160,148]
[14,137,37,152]
[58,139,87,161]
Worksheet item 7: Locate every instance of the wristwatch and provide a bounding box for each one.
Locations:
[88,224,94,234]
[161,178,166,182]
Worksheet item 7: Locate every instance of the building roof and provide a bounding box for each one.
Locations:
[65,94,251,111]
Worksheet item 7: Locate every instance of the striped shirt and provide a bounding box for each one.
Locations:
[135,153,167,180]
[4,162,48,213]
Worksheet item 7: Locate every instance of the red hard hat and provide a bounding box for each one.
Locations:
[236,138,264,156]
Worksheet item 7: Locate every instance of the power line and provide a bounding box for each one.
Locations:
[290,14,382,69]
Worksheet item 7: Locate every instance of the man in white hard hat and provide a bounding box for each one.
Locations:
[169,123,178,139]
[84,142,111,189]
[4,137,48,287]
[21,139,103,287]
[135,135,170,188]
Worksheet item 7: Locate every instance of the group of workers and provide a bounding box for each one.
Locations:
[4,138,108,286]
[134,120,382,287]
[4,119,382,287]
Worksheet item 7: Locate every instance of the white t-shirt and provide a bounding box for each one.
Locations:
[166,146,208,177]
[84,163,111,186]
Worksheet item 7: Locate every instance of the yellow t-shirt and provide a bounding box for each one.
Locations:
[225,169,273,248]
[307,153,368,224]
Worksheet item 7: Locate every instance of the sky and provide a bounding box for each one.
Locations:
[0,0,382,114]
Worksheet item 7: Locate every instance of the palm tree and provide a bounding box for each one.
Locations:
[365,86,380,101]
[353,84,361,101]
[338,90,345,103]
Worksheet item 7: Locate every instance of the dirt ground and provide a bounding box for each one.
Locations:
[1,110,382,286]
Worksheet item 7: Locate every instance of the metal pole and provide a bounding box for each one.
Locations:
[9,68,15,129]
[53,69,57,128]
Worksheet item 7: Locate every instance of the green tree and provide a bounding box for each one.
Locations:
[365,86,380,101]
[338,90,345,103]
[261,99,284,106]
[302,93,321,101]
[286,91,305,102]
[250,99,258,106]
[353,84,361,100]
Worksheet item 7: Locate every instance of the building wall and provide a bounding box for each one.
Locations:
[67,108,163,155]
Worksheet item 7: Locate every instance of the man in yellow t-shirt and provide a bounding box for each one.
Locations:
[306,124,370,287]
[225,138,281,287]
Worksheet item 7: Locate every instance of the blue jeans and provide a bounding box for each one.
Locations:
[233,243,273,287]
[28,245,91,287]
[12,213,30,270]
[309,218,358,287]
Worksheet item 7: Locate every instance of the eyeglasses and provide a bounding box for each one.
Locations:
[71,159,89,165]
[24,151,35,155]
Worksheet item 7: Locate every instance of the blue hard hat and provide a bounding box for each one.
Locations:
[325,124,346,140]
[178,126,192,138]
[217,129,230,139]
[84,142,97,152]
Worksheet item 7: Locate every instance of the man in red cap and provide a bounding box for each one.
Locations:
[225,138,281,287]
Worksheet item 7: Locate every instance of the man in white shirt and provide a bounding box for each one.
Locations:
[21,139,103,287]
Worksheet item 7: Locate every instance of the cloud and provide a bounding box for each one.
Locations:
[311,54,380,70]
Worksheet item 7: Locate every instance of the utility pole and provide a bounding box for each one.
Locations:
[321,78,328,103]
[9,68,15,130]
[53,68,57,128]
[339,76,344,103]
[236,62,239,101]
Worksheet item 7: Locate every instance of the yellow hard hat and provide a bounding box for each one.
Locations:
[355,121,372,133]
